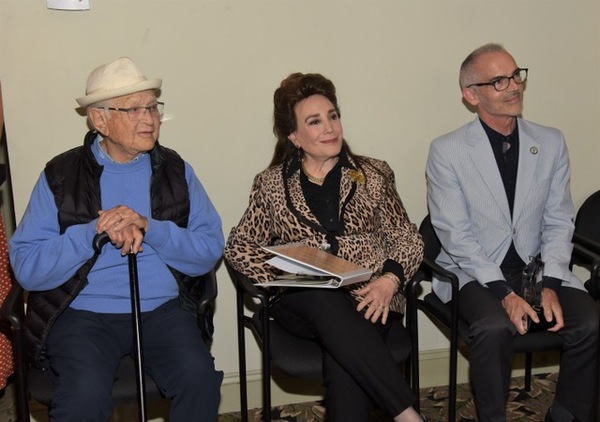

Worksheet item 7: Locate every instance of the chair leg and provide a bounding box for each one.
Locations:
[448,294,459,422]
[12,328,31,422]
[448,328,458,422]
[236,290,249,422]
[14,375,31,422]
[260,310,271,422]
[406,285,421,413]
[524,352,533,391]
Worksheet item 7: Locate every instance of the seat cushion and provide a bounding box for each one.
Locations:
[28,356,163,406]
[268,315,411,379]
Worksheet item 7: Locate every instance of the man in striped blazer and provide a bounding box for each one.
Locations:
[426,43,598,422]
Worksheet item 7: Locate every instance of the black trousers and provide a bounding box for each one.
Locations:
[46,299,223,422]
[270,288,415,422]
[459,279,599,422]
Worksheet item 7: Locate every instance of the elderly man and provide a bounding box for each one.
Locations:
[426,43,598,422]
[9,57,224,421]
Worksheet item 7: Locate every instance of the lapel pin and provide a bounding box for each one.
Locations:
[530,146,538,155]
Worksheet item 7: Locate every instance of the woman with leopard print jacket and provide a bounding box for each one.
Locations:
[225,73,424,422]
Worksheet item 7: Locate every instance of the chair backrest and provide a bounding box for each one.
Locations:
[575,190,600,246]
[419,214,442,261]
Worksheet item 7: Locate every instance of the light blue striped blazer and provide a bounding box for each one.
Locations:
[426,117,585,303]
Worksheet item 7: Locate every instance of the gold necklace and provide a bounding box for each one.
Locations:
[301,159,325,184]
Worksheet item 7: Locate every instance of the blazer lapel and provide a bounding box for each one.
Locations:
[466,119,512,224]
[513,119,540,222]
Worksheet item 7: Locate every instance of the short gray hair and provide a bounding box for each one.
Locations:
[459,43,507,89]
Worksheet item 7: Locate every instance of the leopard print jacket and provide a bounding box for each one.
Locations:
[225,155,424,314]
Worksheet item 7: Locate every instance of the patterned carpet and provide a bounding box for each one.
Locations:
[219,372,557,421]
[0,373,556,421]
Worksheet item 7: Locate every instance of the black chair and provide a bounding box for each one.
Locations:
[573,190,600,299]
[0,267,218,422]
[571,190,600,421]
[225,259,415,422]
[406,215,595,421]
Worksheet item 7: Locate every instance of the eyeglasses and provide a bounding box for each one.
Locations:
[467,68,528,92]
[95,102,164,120]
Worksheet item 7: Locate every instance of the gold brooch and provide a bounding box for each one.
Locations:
[348,169,365,184]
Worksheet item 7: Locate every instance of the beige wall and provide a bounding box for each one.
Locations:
[1,0,599,414]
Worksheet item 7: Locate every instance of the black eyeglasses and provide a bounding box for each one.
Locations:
[95,102,164,120]
[467,68,528,92]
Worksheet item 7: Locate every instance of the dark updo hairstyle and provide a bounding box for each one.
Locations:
[269,72,359,168]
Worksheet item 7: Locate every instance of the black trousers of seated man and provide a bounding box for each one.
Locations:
[270,288,415,422]
[458,269,599,422]
[46,298,223,422]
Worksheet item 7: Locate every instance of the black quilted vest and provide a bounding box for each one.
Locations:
[25,131,200,368]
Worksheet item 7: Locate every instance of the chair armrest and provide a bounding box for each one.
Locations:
[408,257,459,293]
[406,257,460,347]
[571,242,600,299]
[197,269,217,317]
[573,233,600,255]
[572,242,600,268]
[225,263,269,308]
[195,268,218,344]
[0,281,25,331]
[224,261,272,342]
[405,256,460,400]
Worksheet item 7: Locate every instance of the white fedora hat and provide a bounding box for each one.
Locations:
[76,57,162,108]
